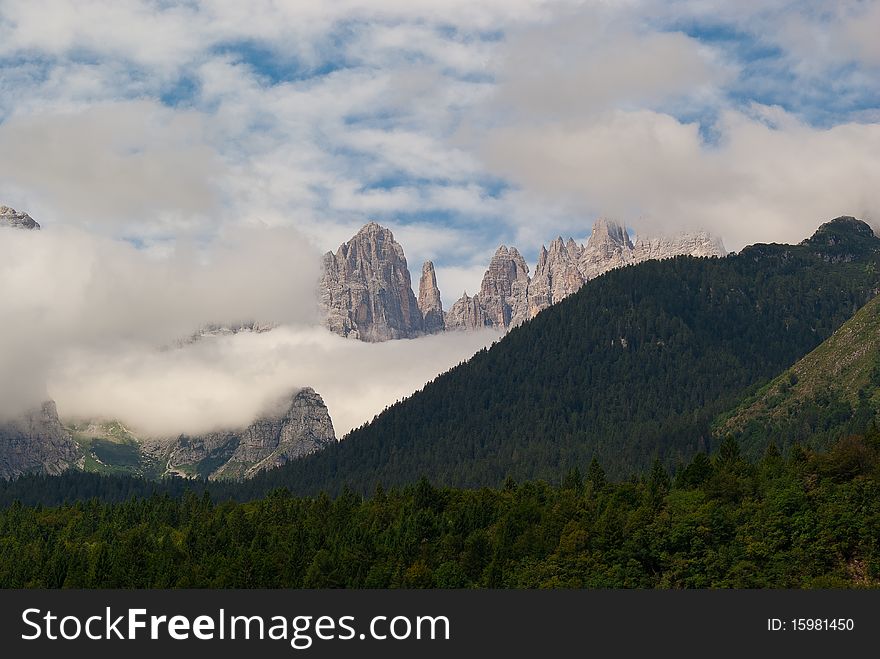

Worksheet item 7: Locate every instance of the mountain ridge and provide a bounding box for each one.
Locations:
[234,216,880,495]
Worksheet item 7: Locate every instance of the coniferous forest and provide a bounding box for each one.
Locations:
[1,433,879,588]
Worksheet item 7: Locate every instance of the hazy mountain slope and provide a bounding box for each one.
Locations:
[61,389,336,482]
[0,402,79,479]
[234,217,880,495]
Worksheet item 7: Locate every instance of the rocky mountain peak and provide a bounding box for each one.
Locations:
[0,401,78,480]
[479,245,530,327]
[320,217,726,337]
[580,218,635,279]
[319,221,424,341]
[418,260,445,333]
[164,387,337,480]
[529,235,586,317]
[632,230,727,261]
[586,217,633,252]
[0,205,40,230]
[800,216,879,262]
[445,291,488,330]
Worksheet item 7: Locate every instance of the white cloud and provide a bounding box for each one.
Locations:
[51,326,500,437]
[0,101,222,231]
[492,13,731,120]
[481,106,880,249]
[0,225,321,417]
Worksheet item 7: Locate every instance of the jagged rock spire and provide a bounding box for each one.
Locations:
[0,205,40,230]
[319,222,424,342]
[418,260,445,333]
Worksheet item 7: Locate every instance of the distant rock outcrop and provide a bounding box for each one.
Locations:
[527,218,727,318]
[632,231,726,262]
[0,401,79,479]
[578,217,636,280]
[418,260,445,333]
[445,246,531,331]
[0,205,40,230]
[446,291,489,330]
[319,222,425,341]
[477,246,531,328]
[162,387,336,480]
[320,218,725,337]
[529,237,587,314]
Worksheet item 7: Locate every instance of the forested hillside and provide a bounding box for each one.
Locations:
[229,217,880,495]
[2,433,879,588]
[718,287,880,455]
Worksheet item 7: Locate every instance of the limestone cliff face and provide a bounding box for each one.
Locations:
[529,237,586,316]
[0,401,79,479]
[445,247,530,331]
[528,219,727,319]
[0,205,40,230]
[446,292,489,330]
[478,246,531,328]
[632,231,727,261]
[164,387,336,480]
[418,260,444,333]
[318,219,724,337]
[578,217,636,280]
[319,222,424,341]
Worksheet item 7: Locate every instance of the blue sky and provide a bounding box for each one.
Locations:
[1,0,880,305]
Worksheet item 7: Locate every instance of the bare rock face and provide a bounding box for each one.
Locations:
[175,321,276,348]
[579,217,636,280]
[446,292,489,330]
[320,222,424,342]
[0,205,40,230]
[478,246,531,327]
[418,260,445,333]
[632,231,727,261]
[529,237,587,317]
[0,401,79,479]
[527,219,726,320]
[164,387,336,480]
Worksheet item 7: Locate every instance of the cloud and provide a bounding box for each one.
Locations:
[2,0,880,437]
[481,106,880,249]
[491,13,730,121]
[0,101,222,231]
[0,224,321,418]
[50,326,500,437]
[0,222,498,436]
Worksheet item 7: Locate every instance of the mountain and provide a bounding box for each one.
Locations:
[0,402,79,479]
[175,320,276,347]
[450,218,725,328]
[1,388,336,482]
[152,387,336,480]
[319,222,425,341]
[529,237,585,313]
[72,388,337,481]
[321,219,725,338]
[0,205,40,229]
[632,231,725,262]
[446,246,530,330]
[528,219,726,318]
[235,216,880,495]
[417,260,445,333]
[717,284,880,456]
